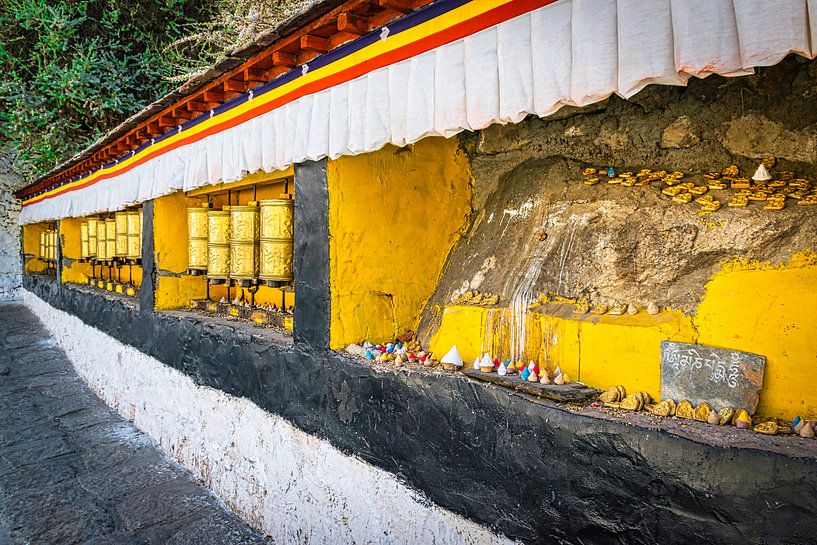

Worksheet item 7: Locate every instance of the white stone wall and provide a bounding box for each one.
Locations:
[0,173,21,301]
[23,291,513,545]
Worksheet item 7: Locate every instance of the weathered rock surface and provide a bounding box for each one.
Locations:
[0,147,22,302]
[421,56,817,340]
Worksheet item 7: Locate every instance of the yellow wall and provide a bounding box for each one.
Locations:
[22,223,50,273]
[327,137,473,349]
[153,191,207,310]
[429,251,817,420]
[430,304,696,402]
[59,218,93,284]
[694,253,817,420]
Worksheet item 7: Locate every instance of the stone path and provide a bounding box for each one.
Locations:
[0,303,272,545]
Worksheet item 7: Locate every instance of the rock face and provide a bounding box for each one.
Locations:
[0,153,22,301]
[660,116,700,149]
[420,55,817,341]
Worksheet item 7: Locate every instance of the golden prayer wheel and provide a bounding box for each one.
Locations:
[80,222,89,260]
[187,206,209,275]
[229,205,259,283]
[87,217,98,259]
[259,198,294,284]
[126,210,141,262]
[207,208,230,283]
[105,218,116,261]
[115,212,128,258]
[49,230,57,261]
[39,231,46,260]
[96,219,108,261]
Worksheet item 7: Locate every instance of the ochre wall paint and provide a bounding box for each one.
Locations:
[430,251,817,420]
[22,223,49,273]
[327,138,472,349]
[60,218,93,284]
[153,191,207,310]
[694,252,817,420]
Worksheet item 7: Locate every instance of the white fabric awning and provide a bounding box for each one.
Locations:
[20,0,817,224]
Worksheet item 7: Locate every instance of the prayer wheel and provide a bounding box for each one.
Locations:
[49,230,57,262]
[105,218,116,261]
[39,231,46,260]
[87,217,98,259]
[126,210,141,262]
[114,212,128,258]
[207,208,230,283]
[259,198,294,284]
[80,222,89,260]
[96,218,108,261]
[229,204,259,284]
[187,206,209,275]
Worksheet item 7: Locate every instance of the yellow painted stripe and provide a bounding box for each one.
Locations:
[25,0,517,206]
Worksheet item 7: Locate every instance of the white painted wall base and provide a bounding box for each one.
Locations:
[23,291,511,544]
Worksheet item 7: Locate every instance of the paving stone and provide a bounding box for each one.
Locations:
[0,304,272,544]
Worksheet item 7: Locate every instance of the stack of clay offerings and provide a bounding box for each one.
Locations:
[472,354,570,385]
[598,385,816,439]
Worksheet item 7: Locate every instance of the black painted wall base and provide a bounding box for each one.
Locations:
[23,275,817,545]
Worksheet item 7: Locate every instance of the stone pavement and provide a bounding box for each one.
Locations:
[0,303,272,545]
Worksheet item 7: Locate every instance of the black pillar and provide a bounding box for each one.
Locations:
[293,159,330,350]
[139,201,155,313]
[55,220,62,286]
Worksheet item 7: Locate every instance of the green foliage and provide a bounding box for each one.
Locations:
[0,0,214,180]
[160,0,305,82]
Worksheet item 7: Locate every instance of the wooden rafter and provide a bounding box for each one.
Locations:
[19,0,436,200]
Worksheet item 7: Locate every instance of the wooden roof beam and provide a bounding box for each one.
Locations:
[337,12,370,33]
[223,79,248,93]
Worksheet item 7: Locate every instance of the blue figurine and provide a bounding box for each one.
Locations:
[520,367,531,381]
[365,349,375,360]
[607,167,616,178]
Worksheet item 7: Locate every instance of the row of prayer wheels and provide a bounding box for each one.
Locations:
[39,229,58,262]
[80,209,142,263]
[188,198,294,287]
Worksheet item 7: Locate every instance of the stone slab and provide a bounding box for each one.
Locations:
[660,340,765,413]
[462,369,600,402]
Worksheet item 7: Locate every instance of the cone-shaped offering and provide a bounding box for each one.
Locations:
[752,163,771,182]
[441,345,463,371]
[479,353,494,373]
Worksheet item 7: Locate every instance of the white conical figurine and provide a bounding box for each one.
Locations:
[497,363,508,376]
[440,345,463,371]
[472,357,481,370]
[752,163,771,182]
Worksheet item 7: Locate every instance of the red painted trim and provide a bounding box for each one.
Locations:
[26,0,555,207]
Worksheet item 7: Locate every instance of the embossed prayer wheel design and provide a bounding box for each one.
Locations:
[207,209,230,281]
[259,199,294,239]
[126,210,141,261]
[229,205,259,281]
[96,219,108,261]
[105,218,116,261]
[259,198,294,282]
[50,230,57,261]
[115,212,129,258]
[187,206,209,274]
[80,222,89,260]
[87,218,98,259]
